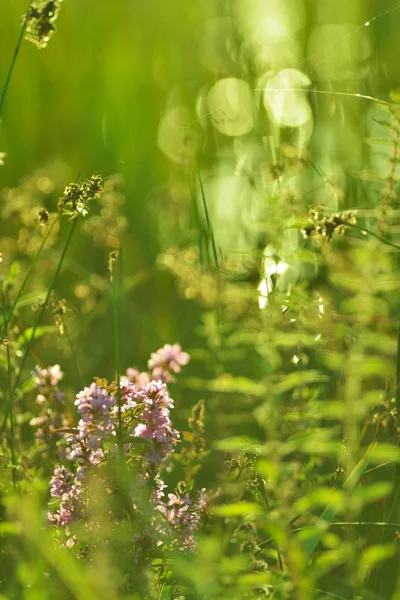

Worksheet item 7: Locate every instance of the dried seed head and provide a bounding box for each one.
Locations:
[301,207,357,241]
[24,0,63,49]
[108,250,119,275]
[58,173,103,220]
[38,208,49,224]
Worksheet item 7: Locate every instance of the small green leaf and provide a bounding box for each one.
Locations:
[213,436,262,453]
[16,326,54,347]
[212,502,262,517]
[272,370,328,395]
[122,435,152,446]
[7,261,20,286]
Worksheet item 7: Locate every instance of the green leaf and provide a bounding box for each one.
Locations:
[360,544,396,579]
[184,374,268,396]
[15,291,46,311]
[122,435,152,446]
[213,436,262,453]
[7,261,20,286]
[302,442,376,560]
[16,325,54,347]
[0,521,22,536]
[272,370,328,395]
[212,502,262,517]
[368,444,400,464]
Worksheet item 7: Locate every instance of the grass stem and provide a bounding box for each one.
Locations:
[1,285,16,488]
[2,216,59,337]
[0,2,32,123]
[0,219,77,435]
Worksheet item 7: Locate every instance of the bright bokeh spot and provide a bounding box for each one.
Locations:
[157,107,198,164]
[200,173,264,254]
[263,68,312,128]
[308,24,371,81]
[235,0,306,71]
[207,78,256,137]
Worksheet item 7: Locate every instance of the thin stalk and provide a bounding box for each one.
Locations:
[14,219,77,391]
[348,223,400,252]
[63,319,85,389]
[197,171,219,269]
[256,477,284,571]
[0,2,32,122]
[190,173,207,265]
[1,285,16,488]
[110,253,122,452]
[2,216,59,336]
[1,219,77,434]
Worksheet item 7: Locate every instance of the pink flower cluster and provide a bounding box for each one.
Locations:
[153,483,210,550]
[44,343,210,554]
[119,380,179,468]
[48,465,82,532]
[65,383,116,466]
[148,343,190,383]
[29,364,68,451]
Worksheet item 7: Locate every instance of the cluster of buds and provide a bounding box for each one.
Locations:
[301,207,357,241]
[58,173,103,220]
[24,0,63,49]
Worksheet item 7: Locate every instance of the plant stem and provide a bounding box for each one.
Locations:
[2,216,59,337]
[1,285,16,488]
[348,223,400,251]
[111,252,123,452]
[63,319,85,389]
[0,219,77,435]
[197,171,219,269]
[0,2,32,123]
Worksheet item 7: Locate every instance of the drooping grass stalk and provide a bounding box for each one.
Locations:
[0,219,77,435]
[0,2,32,123]
[1,284,16,488]
[1,216,59,337]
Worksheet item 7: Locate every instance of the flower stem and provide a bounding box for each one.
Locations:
[110,251,123,453]
[1,285,16,488]
[0,2,32,123]
[2,216,59,337]
[0,219,77,436]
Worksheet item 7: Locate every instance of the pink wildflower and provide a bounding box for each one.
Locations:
[66,383,116,464]
[148,343,190,383]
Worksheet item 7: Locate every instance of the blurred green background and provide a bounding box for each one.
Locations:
[1,0,400,388]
